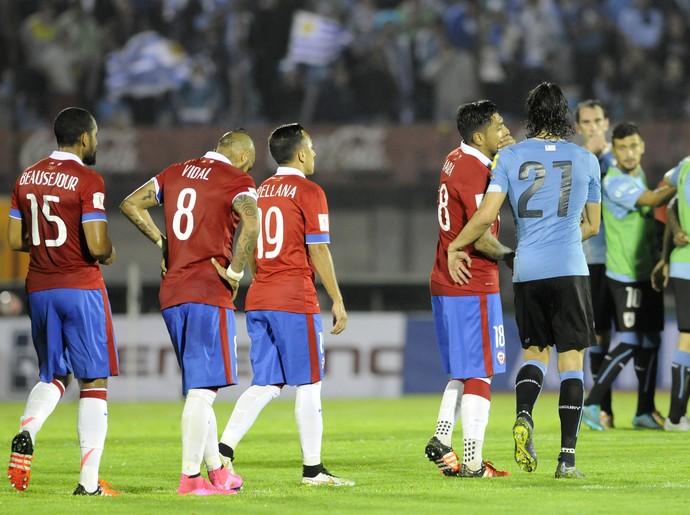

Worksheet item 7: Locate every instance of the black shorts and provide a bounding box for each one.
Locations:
[514,275,596,352]
[588,264,614,334]
[671,277,690,333]
[607,278,664,333]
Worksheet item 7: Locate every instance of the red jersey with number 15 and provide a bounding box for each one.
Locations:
[245,167,330,314]
[430,143,500,296]
[154,151,257,310]
[10,151,108,293]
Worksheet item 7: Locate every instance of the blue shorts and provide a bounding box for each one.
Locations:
[431,293,506,379]
[27,288,119,381]
[246,310,323,386]
[162,303,238,395]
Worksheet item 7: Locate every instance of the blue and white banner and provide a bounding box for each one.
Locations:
[105,31,190,99]
[286,10,351,66]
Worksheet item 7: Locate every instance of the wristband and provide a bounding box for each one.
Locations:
[226,266,244,282]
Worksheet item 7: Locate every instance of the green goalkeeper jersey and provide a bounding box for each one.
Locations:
[669,157,690,279]
[602,166,658,281]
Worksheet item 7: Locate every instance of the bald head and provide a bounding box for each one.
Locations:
[216,129,256,172]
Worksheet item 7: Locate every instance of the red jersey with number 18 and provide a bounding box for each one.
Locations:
[245,167,330,314]
[10,151,108,293]
[154,151,257,310]
[430,143,500,296]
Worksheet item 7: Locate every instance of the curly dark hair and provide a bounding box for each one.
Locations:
[524,82,574,139]
[455,100,498,144]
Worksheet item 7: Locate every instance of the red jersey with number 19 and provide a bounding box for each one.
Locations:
[10,151,108,293]
[154,151,257,310]
[430,143,500,296]
[245,167,330,314]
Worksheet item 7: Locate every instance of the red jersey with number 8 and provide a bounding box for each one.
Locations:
[10,151,108,293]
[430,145,501,296]
[153,151,256,310]
[245,167,330,314]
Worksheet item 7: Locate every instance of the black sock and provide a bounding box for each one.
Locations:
[303,463,324,477]
[634,347,658,415]
[590,351,613,414]
[218,443,234,461]
[669,363,690,423]
[558,377,583,466]
[515,363,544,423]
[586,344,635,406]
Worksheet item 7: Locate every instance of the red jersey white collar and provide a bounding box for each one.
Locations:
[276,166,306,178]
[460,142,492,168]
[203,151,232,165]
[49,150,84,165]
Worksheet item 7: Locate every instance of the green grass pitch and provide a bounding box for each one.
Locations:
[1,392,689,514]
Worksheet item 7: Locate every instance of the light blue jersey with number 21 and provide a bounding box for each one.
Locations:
[487,139,601,282]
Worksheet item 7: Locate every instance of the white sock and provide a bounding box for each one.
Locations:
[295,382,323,466]
[181,389,216,476]
[203,405,222,472]
[20,380,65,444]
[434,380,464,447]
[220,385,281,450]
[78,389,108,493]
[461,392,490,470]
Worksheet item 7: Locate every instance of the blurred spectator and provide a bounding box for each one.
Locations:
[38,30,80,120]
[174,56,220,124]
[421,31,477,125]
[617,0,664,54]
[55,1,102,109]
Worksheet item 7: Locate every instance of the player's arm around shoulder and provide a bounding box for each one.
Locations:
[308,243,347,335]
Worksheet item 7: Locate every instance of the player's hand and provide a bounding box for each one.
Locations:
[211,257,240,298]
[448,250,472,284]
[331,300,347,335]
[651,259,669,292]
[498,131,516,150]
[504,250,515,271]
[159,237,168,278]
[99,244,116,265]
[673,230,690,248]
[585,133,607,156]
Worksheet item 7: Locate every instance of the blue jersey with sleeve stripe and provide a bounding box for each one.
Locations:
[487,139,601,282]
[582,150,615,264]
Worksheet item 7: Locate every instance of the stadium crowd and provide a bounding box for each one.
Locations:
[1,0,690,130]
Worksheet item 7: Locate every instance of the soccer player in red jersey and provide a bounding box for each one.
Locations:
[120,129,259,495]
[7,107,120,495]
[425,100,515,478]
[215,123,353,486]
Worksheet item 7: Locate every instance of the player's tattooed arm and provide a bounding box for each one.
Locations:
[119,181,166,247]
[229,193,260,276]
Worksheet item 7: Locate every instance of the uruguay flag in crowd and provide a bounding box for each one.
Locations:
[286,10,352,66]
[105,31,190,99]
